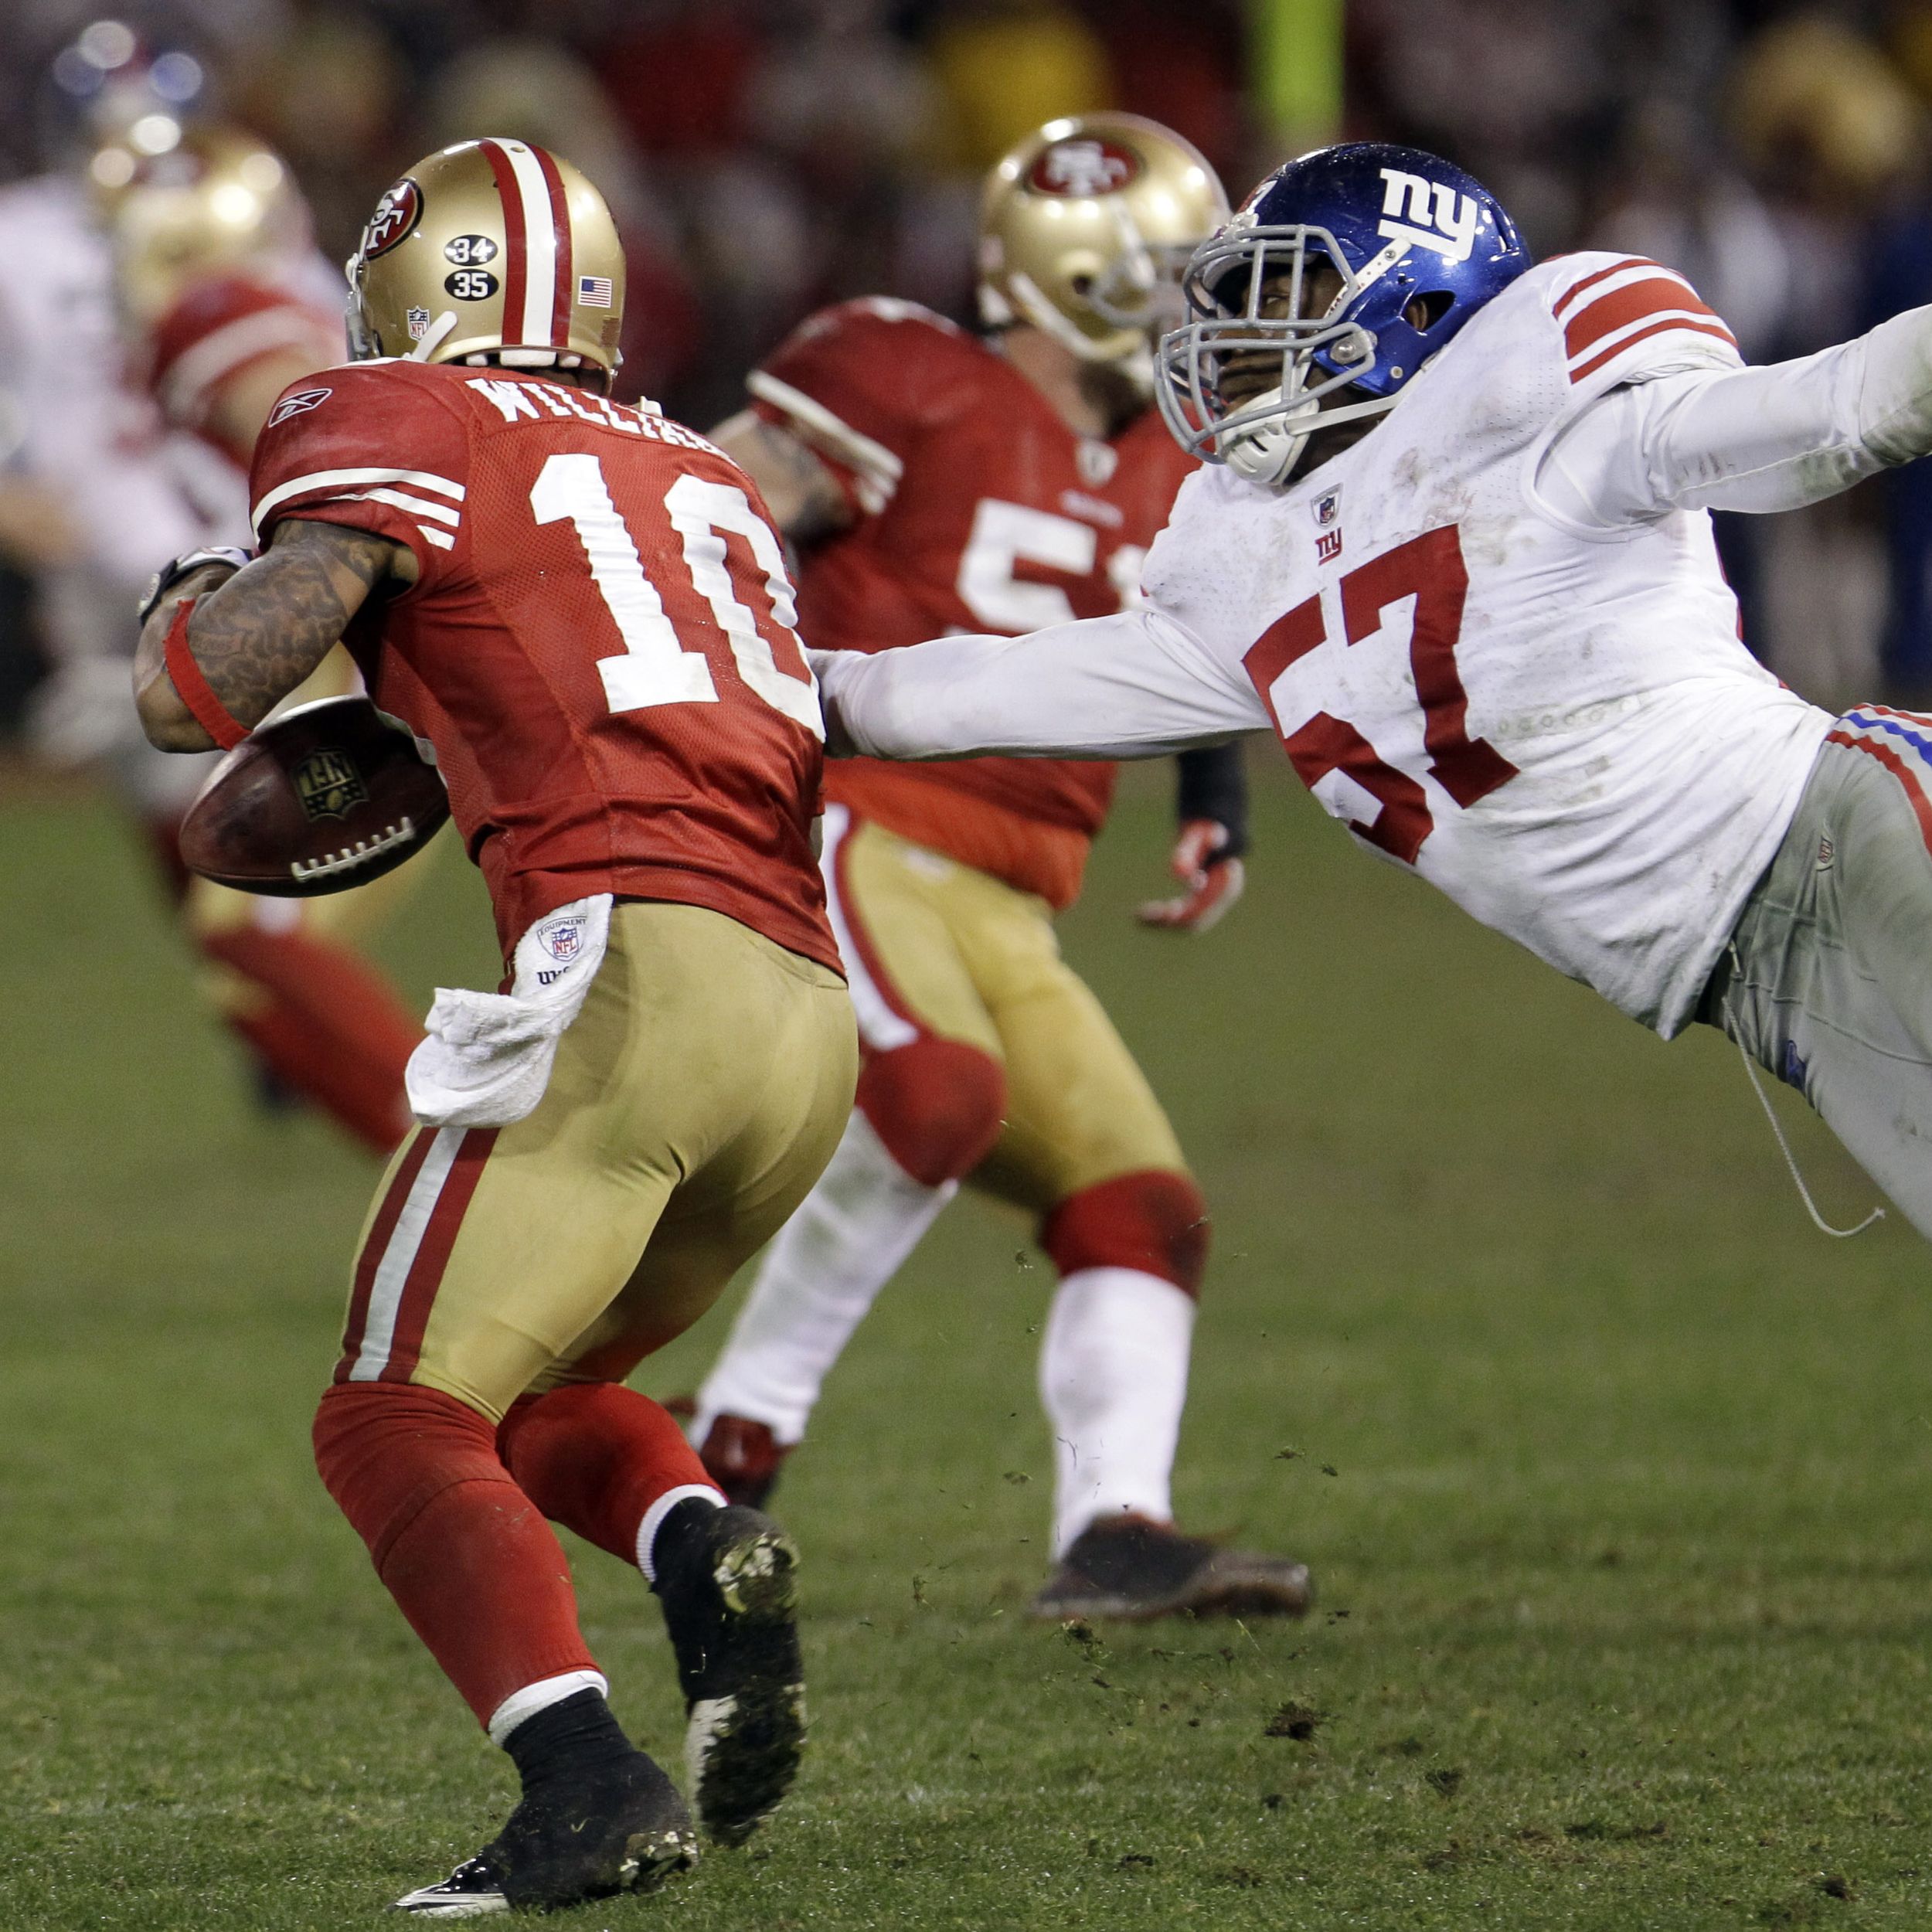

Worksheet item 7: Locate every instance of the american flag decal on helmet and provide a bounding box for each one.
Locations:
[577,275,613,308]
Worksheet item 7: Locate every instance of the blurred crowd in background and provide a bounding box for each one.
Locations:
[8,0,1932,749]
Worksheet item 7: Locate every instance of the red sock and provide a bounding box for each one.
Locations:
[314,1383,600,1730]
[202,925,419,1153]
[498,1383,721,1573]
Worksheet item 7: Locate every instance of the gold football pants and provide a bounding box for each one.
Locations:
[334,901,857,1420]
[824,808,1186,1212]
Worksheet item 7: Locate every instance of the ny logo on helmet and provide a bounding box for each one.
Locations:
[1032,139,1140,198]
[1376,168,1478,264]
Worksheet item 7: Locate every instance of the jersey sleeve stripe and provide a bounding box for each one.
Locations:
[1550,255,1665,321]
[1563,276,1732,362]
[745,370,904,512]
[351,486,463,525]
[158,308,332,422]
[415,525,457,551]
[252,466,467,533]
[1568,315,1740,383]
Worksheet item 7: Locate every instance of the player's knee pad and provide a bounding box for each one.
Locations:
[855,1036,1006,1189]
[312,1381,505,1567]
[1040,1169,1211,1298]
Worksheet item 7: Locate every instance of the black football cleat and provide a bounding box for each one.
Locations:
[654,1501,806,1846]
[392,1753,696,1917]
[691,1410,792,1509]
[1029,1514,1315,1622]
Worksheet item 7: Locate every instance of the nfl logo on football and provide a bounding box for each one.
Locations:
[292,747,369,821]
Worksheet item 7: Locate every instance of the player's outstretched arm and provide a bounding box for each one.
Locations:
[1138,741,1250,934]
[1540,304,1932,526]
[812,607,1266,764]
[710,410,855,546]
[134,519,413,752]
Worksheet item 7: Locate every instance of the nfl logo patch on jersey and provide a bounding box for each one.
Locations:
[1314,487,1343,563]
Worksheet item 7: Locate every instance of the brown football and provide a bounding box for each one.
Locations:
[178,696,449,896]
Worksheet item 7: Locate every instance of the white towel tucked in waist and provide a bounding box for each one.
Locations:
[406,894,612,1128]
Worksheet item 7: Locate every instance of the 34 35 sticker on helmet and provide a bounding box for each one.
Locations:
[178,696,449,896]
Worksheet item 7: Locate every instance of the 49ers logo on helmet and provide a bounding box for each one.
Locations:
[362,178,423,259]
[1029,138,1141,198]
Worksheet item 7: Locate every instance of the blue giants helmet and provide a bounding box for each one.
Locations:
[1156,142,1530,488]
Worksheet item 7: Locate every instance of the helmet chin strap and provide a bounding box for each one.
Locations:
[408,311,458,361]
[1220,383,1321,486]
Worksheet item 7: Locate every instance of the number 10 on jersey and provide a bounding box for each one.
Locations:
[531,452,824,738]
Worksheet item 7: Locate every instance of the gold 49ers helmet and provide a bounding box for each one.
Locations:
[94,124,309,326]
[346,138,626,389]
[978,113,1230,368]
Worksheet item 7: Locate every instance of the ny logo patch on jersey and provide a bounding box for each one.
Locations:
[1377,168,1478,264]
[1314,486,1343,563]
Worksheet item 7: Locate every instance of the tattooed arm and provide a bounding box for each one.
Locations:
[709,410,854,546]
[134,518,415,752]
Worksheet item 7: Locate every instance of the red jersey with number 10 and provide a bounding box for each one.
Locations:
[249,359,839,972]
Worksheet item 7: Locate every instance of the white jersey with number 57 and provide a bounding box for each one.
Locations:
[816,251,1932,1036]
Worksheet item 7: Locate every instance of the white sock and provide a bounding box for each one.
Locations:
[635,1484,723,1583]
[692,1111,956,1445]
[1039,1267,1196,1558]
[486,1668,609,1747]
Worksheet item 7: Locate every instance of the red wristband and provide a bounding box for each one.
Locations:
[162,597,250,750]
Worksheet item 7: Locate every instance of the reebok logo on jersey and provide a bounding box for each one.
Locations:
[267,386,333,427]
[1377,168,1478,265]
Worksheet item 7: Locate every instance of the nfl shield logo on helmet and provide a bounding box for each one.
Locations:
[406,307,431,340]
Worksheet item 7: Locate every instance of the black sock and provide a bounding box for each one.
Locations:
[648,1495,723,1597]
[502,1689,636,1794]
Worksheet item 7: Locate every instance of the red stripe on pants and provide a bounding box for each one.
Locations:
[335,1130,437,1382]
[379,1128,499,1384]
[1827,729,1932,856]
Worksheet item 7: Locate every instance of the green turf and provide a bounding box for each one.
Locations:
[5,756,1931,1930]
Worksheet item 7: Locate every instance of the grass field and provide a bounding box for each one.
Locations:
[5,753,1932,1931]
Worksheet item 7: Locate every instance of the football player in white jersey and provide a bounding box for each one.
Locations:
[805,139,1932,1243]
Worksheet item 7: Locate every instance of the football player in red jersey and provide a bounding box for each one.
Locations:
[134,141,857,1917]
[104,122,424,1155]
[685,115,1311,1621]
